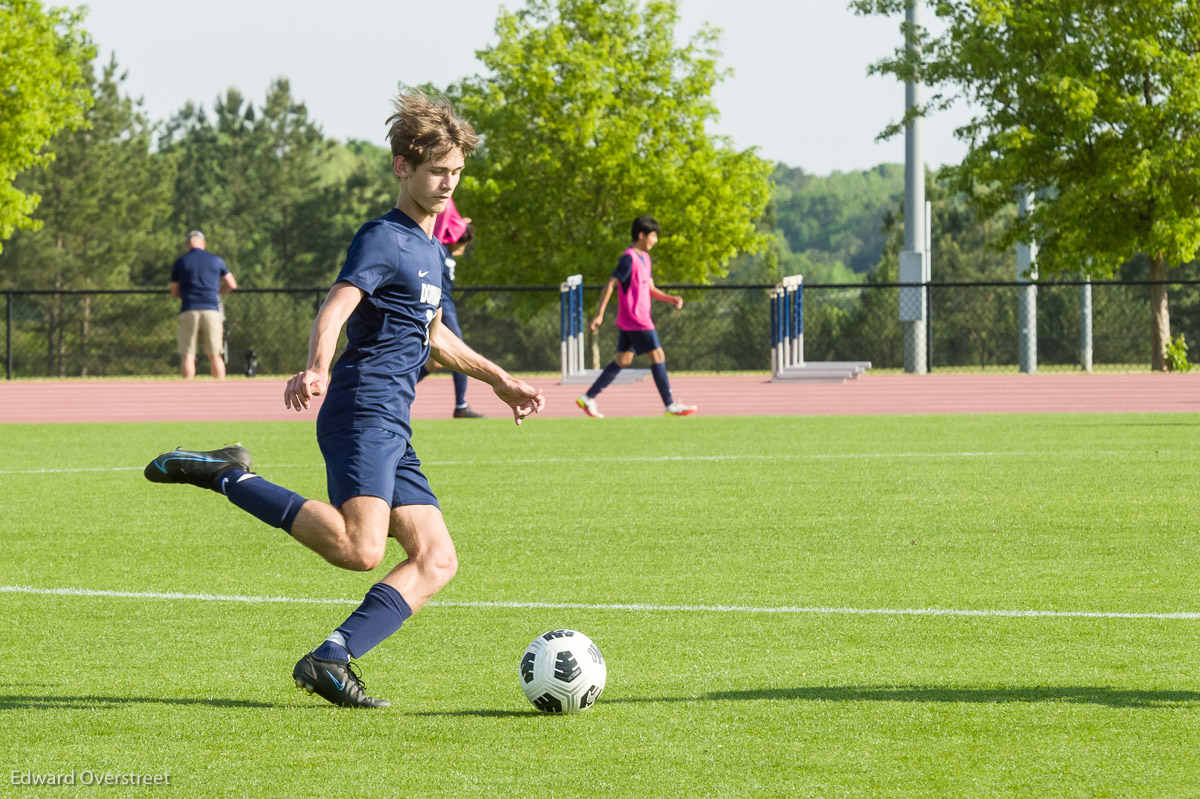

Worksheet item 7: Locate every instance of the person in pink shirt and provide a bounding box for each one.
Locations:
[417,197,485,418]
[577,216,696,417]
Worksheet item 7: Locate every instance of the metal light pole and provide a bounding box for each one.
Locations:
[1017,190,1037,373]
[1080,276,1093,372]
[899,0,928,374]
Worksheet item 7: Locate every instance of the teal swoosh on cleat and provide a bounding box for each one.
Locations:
[325,670,346,690]
[153,454,227,473]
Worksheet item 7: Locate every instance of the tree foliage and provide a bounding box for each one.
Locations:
[0,0,94,251]
[446,0,771,286]
[721,164,904,285]
[853,0,1200,369]
[0,57,175,376]
[773,164,904,275]
[157,80,378,288]
[0,57,174,290]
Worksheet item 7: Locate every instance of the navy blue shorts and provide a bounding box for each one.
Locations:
[617,328,662,355]
[317,427,439,509]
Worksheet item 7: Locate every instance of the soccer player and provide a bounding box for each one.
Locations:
[143,92,545,708]
[576,216,696,418]
[416,197,484,418]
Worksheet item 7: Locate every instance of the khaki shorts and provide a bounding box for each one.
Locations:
[178,310,223,357]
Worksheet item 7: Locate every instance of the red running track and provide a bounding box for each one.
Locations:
[0,372,1195,424]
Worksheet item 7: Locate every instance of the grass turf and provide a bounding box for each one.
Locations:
[1,413,1198,797]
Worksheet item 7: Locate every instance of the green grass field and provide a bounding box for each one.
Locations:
[2,414,1199,797]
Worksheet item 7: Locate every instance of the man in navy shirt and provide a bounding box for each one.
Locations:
[144,93,545,708]
[170,230,237,379]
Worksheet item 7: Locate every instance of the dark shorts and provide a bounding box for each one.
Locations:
[617,328,662,355]
[317,427,439,509]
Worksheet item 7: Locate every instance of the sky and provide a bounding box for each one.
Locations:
[81,0,974,176]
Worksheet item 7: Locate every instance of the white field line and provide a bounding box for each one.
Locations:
[3,585,1198,621]
[0,449,1173,476]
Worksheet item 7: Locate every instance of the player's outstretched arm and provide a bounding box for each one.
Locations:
[429,312,545,425]
[589,278,619,331]
[648,280,683,309]
[284,281,365,411]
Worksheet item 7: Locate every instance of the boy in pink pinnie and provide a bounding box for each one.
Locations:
[417,197,484,418]
[577,216,696,418]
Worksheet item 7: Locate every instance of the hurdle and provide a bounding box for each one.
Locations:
[559,274,650,385]
[771,275,805,375]
[770,274,871,383]
[560,274,586,381]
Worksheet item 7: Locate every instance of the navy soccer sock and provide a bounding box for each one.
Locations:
[586,361,624,398]
[453,371,469,407]
[215,469,306,533]
[319,583,413,660]
[650,362,674,406]
[312,635,351,663]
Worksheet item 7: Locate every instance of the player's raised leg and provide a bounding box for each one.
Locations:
[145,444,393,570]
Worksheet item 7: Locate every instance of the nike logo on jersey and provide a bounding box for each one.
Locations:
[418,270,429,277]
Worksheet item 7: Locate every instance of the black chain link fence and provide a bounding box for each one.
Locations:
[3,281,1196,378]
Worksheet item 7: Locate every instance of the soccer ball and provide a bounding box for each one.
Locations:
[519,629,606,714]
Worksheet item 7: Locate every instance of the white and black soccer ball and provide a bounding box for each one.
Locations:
[519,629,606,714]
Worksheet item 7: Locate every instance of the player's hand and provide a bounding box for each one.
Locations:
[492,376,546,426]
[284,369,328,411]
[589,315,604,332]
[671,295,684,310]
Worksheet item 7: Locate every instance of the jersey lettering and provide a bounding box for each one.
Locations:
[420,282,442,307]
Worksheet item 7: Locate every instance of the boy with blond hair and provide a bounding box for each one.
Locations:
[145,92,544,708]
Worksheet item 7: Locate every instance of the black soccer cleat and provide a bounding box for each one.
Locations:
[143,445,252,489]
[452,405,485,419]
[293,652,390,709]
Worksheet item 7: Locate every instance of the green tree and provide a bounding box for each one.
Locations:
[0,56,176,375]
[1,57,174,290]
[159,80,343,287]
[288,139,396,285]
[854,0,1200,371]
[446,0,771,287]
[158,93,250,275]
[0,0,93,250]
[773,163,906,276]
[721,163,907,287]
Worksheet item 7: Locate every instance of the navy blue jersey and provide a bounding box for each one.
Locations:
[171,249,228,312]
[612,253,634,291]
[317,208,447,438]
[440,255,458,320]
